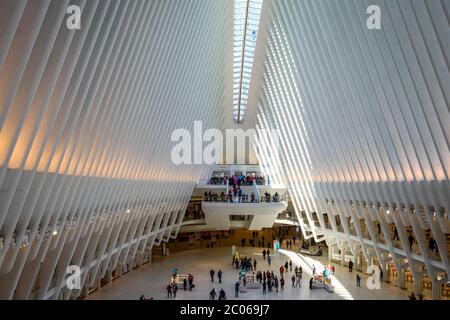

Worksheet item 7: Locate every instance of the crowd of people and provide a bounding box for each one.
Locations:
[203,189,281,204]
[208,175,266,186]
[264,191,280,203]
[183,203,205,221]
[258,250,304,294]
[165,273,196,299]
[203,189,258,203]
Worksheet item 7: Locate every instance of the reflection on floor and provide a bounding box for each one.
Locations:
[87,246,409,300]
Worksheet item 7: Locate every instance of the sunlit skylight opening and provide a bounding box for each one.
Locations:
[233,0,263,123]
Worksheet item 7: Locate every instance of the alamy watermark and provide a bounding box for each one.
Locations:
[170,121,280,165]
[366,265,382,289]
[66,5,81,30]
[65,4,381,31]
[367,5,382,30]
[66,265,81,290]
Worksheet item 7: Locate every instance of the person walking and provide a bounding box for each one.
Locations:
[293,236,296,244]
[408,233,414,251]
[183,278,187,291]
[280,277,285,290]
[267,255,271,266]
[262,281,267,294]
[284,261,289,272]
[210,288,217,300]
[262,249,266,260]
[393,227,399,241]
[356,274,361,287]
[289,260,293,271]
[253,259,257,270]
[348,260,353,272]
[235,281,240,297]
[291,274,296,288]
[167,283,173,298]
[210,269,215,282]
[218,270,223,283]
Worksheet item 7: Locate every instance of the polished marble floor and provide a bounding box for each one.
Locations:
[87,246,410,300]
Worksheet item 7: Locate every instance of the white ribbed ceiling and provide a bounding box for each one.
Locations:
[0,0,229,300]
[253,0,450,282]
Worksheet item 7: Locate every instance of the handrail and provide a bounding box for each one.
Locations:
[202,195,287,204]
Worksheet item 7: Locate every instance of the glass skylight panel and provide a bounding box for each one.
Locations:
[233,0,263,123]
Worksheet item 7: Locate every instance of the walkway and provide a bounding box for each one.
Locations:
[87,246,409,300]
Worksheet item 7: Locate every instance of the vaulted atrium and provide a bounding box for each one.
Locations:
[0,0,449,304]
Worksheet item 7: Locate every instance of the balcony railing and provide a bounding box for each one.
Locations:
[202,194,286,203]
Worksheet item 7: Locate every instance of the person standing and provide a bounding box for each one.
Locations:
[253,259,257,270]
[267,255,271,266]
[293,236,296,244]
[274,276,279,293]
[291,274,296,288]
[356,274,361,287]
[262,281,267,294]
[219,288,226,300]
[280,277,285,290]
[218,269,223,283]
[284,261,289,272]
[295,274,301,288]
[289,260,293,271]
[263,249,266,260]
[348,260,353,272]
[188,274,194,291]
[235,281,240,297]
[280,265,285,278]
[210,269,215,282]
[172,283,178,298]
[167,283,173,298]
[183,278,187,291]
[210,288,217,300]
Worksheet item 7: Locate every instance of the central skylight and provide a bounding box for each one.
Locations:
[233,0,263,123]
